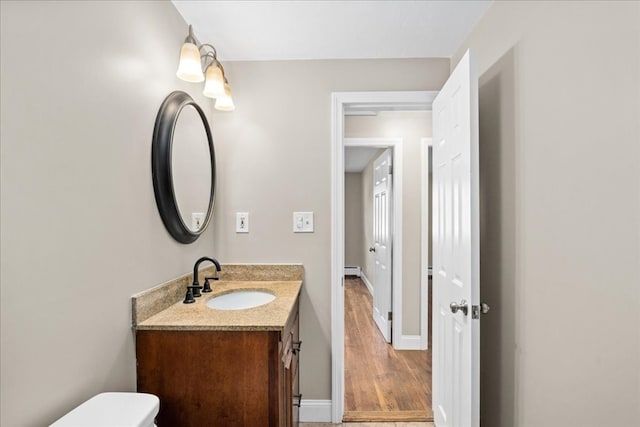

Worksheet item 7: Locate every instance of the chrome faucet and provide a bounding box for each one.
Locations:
[183,256,222,304]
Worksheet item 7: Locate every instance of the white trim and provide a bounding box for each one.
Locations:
[331,91,438,424]
[299,399,332,422]
[420,137,432,350]
[331,92,345,424]
[337,91,437,108]
[345,137,403,348]
[360,271,374,296]
[396,334,424,350]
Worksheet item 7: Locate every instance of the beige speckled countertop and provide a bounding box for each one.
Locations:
[136,280,302,331]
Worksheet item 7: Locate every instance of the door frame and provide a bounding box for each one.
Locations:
[331,91,438,423]
[345,138,402,345]
[420,137,432,350]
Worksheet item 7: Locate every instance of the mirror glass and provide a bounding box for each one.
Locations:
[172,105,213,232]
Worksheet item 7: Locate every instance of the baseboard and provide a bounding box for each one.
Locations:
[344,266,361,276]
[360,272,374,296]
[299,399,332,422]
[395,334,423,350]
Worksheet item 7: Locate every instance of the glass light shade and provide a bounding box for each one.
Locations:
[202,65,225,98]
[176,42,204,82]
[215,83,235,111]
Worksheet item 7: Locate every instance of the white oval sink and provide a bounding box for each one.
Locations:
[205,290,276,310]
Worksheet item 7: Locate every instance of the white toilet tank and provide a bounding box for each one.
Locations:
[50,392,159,427]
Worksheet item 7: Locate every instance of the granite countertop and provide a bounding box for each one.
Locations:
[135,280,302,331]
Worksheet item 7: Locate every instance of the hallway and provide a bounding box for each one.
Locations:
[344,277,433,422]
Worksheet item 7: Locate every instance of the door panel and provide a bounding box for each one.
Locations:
[432,49,480,427]
[372,149,392,342]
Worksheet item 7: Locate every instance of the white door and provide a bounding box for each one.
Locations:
[432,50,480,427]
[372,148,393,342]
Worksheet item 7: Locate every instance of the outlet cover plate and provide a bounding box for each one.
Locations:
[236,212,249,233]
[293,212,314,233]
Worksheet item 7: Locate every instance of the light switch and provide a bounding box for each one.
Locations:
[293,212,314,233]
[192,212,205,231]
[236,212,249,233]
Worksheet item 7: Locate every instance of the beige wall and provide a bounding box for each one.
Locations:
[0,2,216,426]
[455,1,640,426]
[209,59,449,398]
[345,173,364,269]
[345,112,432,335]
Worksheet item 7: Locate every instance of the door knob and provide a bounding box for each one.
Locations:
[450,300,468,316]
[369,247,376,253]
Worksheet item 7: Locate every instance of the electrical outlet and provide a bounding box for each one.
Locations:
[236,212,249,233]
[293,212,314,233]
[192,212,205,231]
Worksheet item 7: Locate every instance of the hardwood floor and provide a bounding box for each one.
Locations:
[344,277,433,422]
[301,423,434,427]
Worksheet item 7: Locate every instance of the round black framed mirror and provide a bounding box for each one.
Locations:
[152,91,215,244]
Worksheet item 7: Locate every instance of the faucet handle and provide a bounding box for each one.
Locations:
[202,277,213,293]
[202,276,219,293]
[183,286,200,304]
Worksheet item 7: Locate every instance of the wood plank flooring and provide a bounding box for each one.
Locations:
[301,423,434,427]
[344,277,433,422]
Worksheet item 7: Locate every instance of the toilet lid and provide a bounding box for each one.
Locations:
[50,392,159,427]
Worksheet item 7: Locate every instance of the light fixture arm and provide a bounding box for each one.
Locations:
[184,24,198,45]
[199,43,218,58]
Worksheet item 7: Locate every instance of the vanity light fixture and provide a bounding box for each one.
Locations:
[176,25,234,111]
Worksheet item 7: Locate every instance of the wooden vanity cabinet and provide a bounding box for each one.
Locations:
[136,300,300,427]
[283,304,301,426]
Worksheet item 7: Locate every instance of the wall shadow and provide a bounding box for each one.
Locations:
[478,46,518,427]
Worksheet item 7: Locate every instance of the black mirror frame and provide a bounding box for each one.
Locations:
[152,91,216,244]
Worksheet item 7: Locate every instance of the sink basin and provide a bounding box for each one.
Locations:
[205,290,276,310]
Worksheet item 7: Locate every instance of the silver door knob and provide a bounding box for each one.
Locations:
[450,300,468,316]
[369,247,376,253]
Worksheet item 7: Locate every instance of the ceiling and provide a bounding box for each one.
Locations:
[345,147,381,173]
[172,1,492,61]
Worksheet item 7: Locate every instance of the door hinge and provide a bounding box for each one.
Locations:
[471,302,491,319]
[388,165,393,175]
[388,312,392,321]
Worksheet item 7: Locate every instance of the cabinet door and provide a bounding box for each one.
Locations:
[281,322,294,427]
[280,303,300,427]
[136,330,274,427]
[292,310,300,426]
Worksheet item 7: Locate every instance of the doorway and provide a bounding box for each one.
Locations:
[344,139,401,345]
[332,91,438,423]
[343,124,431,422]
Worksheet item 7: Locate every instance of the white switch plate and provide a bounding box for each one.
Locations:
[192,212,205,231]
[293,212,314,233]
[236,212,249,233]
